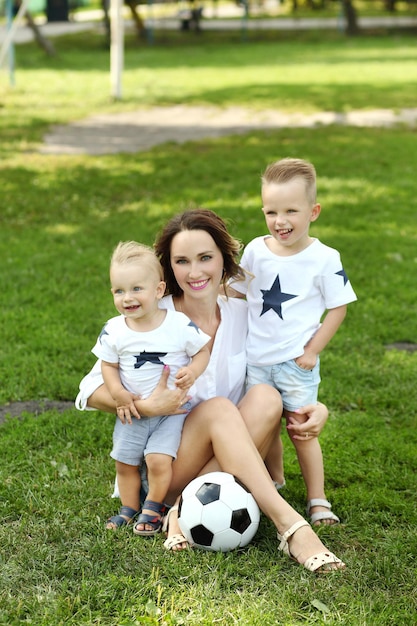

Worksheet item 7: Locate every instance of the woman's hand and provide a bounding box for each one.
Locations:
[286,402,329,440]
[135,365,191,417]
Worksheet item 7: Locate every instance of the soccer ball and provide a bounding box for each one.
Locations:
[178,471,260,552]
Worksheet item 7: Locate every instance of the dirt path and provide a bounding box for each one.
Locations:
[0,400,75,424]
[41,105,417,156]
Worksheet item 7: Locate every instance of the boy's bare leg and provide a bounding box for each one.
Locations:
[135,453,172,533]
[285,409,337,525]
[106,460,141,529]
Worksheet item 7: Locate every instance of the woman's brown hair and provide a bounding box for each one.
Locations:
[154,209,244,297]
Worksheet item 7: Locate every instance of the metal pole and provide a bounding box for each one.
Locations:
[110,0,124,99]
[6,0,15,86]
[241,0,249,43]
[0,0,31,70]
[146,0,154,46]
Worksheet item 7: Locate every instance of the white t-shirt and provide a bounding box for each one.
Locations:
[75,294,248,410]
[231,236,357,366]
[160,295,248,406]
[92,309,210,398]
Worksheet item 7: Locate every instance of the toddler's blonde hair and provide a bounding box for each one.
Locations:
[111,241,163,281]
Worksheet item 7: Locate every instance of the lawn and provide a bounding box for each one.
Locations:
[0,27,417,625]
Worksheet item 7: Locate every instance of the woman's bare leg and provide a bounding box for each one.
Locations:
[166,394,343,568]
[167,384,281,496]
[237,384,282,457]
[265,437,285,486]
[239,385,285,486]
[164,385,282,550]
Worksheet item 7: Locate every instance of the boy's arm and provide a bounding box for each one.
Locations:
[101,360,140,423]
[296,305,347,370]
[175,345,210,390]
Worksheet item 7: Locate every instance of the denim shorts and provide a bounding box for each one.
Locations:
[246,359,320,412]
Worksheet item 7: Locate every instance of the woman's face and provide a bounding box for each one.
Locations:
[170,229,224,300]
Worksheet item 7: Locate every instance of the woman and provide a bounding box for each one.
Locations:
[77,209,343,572]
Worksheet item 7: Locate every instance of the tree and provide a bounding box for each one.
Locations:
[341,0,359,35]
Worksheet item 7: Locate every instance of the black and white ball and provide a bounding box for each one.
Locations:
[178,471,260,552]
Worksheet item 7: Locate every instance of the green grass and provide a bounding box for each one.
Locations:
[1,28,417,625]
[2,30,417,147]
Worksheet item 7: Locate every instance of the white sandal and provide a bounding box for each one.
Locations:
[277,520,345,573]
[306,498,340,525]
[162,506,189,551]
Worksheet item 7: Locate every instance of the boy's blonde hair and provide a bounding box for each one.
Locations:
[262,158,317,205]
[110,241,164,281]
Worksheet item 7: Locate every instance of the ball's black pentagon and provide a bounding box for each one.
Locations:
[195,482,221,505]
[190,524,214,546]
[233,475,251,494]
[177,497,184,517]
[230,508,252,534]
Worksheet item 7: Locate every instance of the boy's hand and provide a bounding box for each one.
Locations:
[175,366,195,391]
[114,390,141,424]
[295,349,317,371]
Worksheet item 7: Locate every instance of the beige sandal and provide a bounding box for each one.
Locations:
[163,533,189,551]
[306,498,340,526]
[277,520,345,573]
[162,505,189,551]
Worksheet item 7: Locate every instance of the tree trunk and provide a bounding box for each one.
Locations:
[124,0,145,37]
[25,11,56,55]
[342,0,359,35]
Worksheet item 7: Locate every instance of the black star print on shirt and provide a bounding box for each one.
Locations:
[98,325,109,344]
[260,275,297,321]
[133,351,167,369]
[336,268,349,286]
[188,320,201,333]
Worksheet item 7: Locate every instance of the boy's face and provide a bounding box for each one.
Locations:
[110,261,165,321]
[261,177,320,254]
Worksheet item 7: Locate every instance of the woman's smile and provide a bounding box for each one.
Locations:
[188,279,210,291]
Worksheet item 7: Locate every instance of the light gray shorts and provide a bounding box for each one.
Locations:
[110,412,187,466]
[246,358,320,412]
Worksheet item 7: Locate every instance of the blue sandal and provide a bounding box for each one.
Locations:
[106,505,138,529]
[133,500,167,536]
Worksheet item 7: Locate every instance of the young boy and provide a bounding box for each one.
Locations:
[229,158,357,525]
[92,241,210,533]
